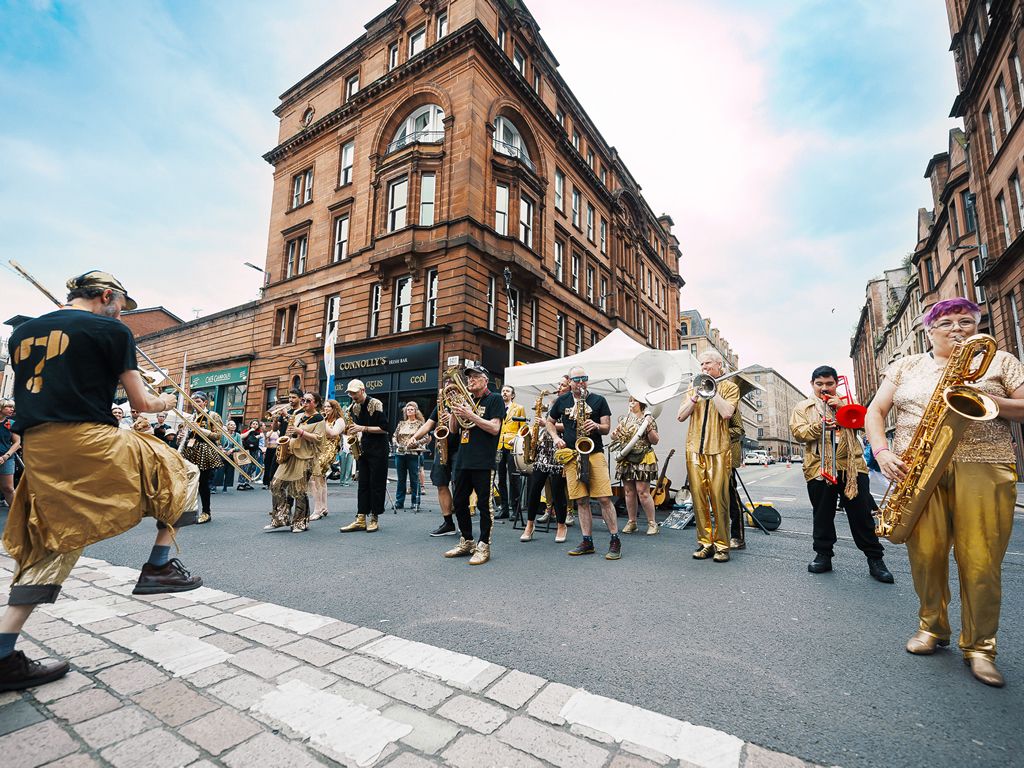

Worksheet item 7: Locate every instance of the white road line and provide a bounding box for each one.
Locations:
[235,602,337,634]
[361,635,504,692]
[127,628,232,675]
[40,598,125,626]
[253,679,412,767]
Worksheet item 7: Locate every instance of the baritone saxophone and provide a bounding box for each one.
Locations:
[876,334,1000,543]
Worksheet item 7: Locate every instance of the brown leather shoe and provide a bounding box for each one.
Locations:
[692,545,714,560]
[0,651,70,692]
[905,630,950,655]
[132,559,203,595]
[965,656,1005,687]
[712,550,730,563]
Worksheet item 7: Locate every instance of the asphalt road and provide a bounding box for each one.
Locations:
[20,463,1024,768]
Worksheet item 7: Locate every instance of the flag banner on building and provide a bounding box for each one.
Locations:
[323,328,336,399]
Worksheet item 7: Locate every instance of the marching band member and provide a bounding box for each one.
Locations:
[789,365,892,582]
[180,390,223,524]
[340,379,389,533]
[308,399,345,521]
[520,393,569,543]
[866,298,1024,687]
[676,351,738,562]
[615,396,660,536]
[0,399,21,508]
[547,365,621,560]
[393,401,426,511]
[265,391,325,532]
[0,270,201,691]
[443,366,505,565]
[413,402,460,537]
[495,385,525,520]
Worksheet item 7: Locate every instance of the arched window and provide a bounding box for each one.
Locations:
[389,104,445,153]
[493,116,533,169]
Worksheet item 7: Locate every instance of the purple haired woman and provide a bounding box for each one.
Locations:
[865,298,1024,687]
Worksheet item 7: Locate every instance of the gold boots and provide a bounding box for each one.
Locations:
[444,537,475,558]
[340,514,366,532]
[366,514,379,533]
[469,542,490,565]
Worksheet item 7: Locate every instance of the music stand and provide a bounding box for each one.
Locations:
[511,471,552,534]
[733,469,771,535]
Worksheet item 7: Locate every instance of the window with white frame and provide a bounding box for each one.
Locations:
[388,177,408,231]
[600,217,607,253]
[586,149,594,168]
[420,173,436,226]
[345,73,359,102]
[493,116,532,167]
[600,166,607,186]
[513,47,526,76]
[1013,53,1024,106]
[487,275,497,330]
[530,299,538,347]
[436,12,448,39]
[599,276,608,312]
[586,265,594,303]
[519,194,534,247]
[571,252,580,292]
[591,328,598,347]
[572,129,580,151]
[586,203,595,241]
[1013,174,1024,233]
[1009,289,1024,356]
[998,192,1012,246]
[571,188,580,227]
[556,313,566,356]
[554,169,564,211]
[388,42,399,71]
[409,25,426,57]
[393,276,414,333]
[368,284,381,337]
[425,268,439,326]
[575,323,583,353]
[509,286,520,341]
[554,239,564,282]
[533,70,540,92]
[972,255,988,303]
[286,235,307,278]
[275,304,297,346]
[340,140,354,185]
[495,184,509,235]
[973,23,982,56]
[389,104,445,152]
[556,107,565,128]
[497,22,506,51]
[998,79,1012,133]
[292,168,313,208]
[333,214,350,261]
[985,107,998,155]
[325,294,340,340]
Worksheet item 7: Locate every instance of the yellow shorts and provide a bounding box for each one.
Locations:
[565,451,613,500]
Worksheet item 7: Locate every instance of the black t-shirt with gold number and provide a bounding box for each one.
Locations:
[452,392,505,471]
[9,309,138,434]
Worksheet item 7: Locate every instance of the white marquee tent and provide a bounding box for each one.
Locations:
[504,329,702,498]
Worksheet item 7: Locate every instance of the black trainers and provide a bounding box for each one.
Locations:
[605,538,621,560]
[0,651,70,691]
[133,559,204,595]
[429,519,458,537]
[567,539,595,556]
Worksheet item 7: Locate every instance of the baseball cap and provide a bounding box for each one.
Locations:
[66,271,138,310]
[464,365,490,378]
[346,379,366,392]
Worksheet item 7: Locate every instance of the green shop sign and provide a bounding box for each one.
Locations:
[190,365,249,389]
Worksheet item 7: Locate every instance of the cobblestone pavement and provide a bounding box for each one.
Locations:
[0,552,822,768]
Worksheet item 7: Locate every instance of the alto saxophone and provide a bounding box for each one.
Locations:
[344,407,362,462]
[519,389,550,465]
[433,390,451,467]
[574,393,594,484]
[876,334,999,543]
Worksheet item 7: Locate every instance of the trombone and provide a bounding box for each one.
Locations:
[8,260,262,485]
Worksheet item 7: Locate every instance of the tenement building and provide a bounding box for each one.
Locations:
[849,266,918,406]
[677,310,738,371]
[139,0,684,426]
[738,365,806,460]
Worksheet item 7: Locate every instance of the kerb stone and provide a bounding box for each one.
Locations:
[496,716,609,768]
[437,694,509,734]
[485,670,546,710]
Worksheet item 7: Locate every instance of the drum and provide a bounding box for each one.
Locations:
[511,433,533,474]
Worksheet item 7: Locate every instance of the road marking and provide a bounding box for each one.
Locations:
[560,690,743,768]
[361,635,504,692]
[253,678,412,767]
[127,627,232,675]
[236,602,337,634]
[761,497,796,502]
[40,598,125,626]
[175,586,239,604]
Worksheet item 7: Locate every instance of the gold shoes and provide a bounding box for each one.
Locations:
[366,514,379,532]
[621,520,638,534]
[692,545,714,560]
[340,514,366,532]
[646,522,659,536]
[444,537,475,558]
[469,542,490,565]
[712,550,730,563]
[964,656,1005,687]
[905,630,950,655]
[196,513,211,525]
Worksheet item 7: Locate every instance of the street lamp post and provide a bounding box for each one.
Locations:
[503,267,515,370]
[243,262,270,296]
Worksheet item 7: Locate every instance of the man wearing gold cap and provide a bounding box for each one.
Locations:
[0,271,202,691]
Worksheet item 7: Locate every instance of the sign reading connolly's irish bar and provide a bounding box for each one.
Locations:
[190,365,249,389]
[335,342,439,376]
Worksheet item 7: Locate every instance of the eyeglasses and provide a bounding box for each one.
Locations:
[931,318,978,331]
[570,375,589,383]
[302,398,315,403]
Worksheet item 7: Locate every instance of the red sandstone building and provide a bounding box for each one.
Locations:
[139,0,684,426]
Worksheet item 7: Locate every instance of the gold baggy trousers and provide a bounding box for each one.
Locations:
[686,451,732,553]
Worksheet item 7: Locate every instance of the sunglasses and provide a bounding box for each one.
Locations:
[570,376,589,383]
[302,398,315,403]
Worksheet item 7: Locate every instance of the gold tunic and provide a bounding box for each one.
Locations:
[684,380,740,456]
[882,350,1024,463]
[274,417,326,483]
[313,417,342,478]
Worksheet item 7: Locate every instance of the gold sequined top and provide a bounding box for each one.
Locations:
[882,350,1024,463]
[684,380,740,456]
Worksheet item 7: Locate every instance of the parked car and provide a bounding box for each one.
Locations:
[743,451,770,466]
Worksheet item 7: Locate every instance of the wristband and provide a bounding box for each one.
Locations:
[875,447,891,457]
[690,396,698,404]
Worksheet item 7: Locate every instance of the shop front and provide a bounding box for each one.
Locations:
[190,365,249,426]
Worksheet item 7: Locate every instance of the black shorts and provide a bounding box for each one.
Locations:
[430,460,452,488]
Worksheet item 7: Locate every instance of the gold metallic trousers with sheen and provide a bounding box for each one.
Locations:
[907,461,1015,660]
[686,451,731,553]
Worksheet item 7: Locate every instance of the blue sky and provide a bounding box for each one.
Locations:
[1,0,959,392]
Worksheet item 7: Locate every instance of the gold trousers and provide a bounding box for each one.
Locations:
[906,461,1015,659]
[686,451,731,552]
